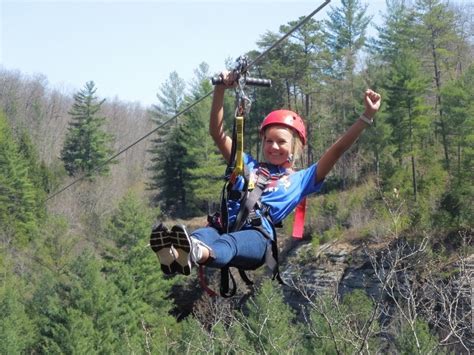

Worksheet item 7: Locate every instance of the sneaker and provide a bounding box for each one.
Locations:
[149,222,178,275]
[168,225,193,275]
[169,225,212,275]
[190,237,210,264]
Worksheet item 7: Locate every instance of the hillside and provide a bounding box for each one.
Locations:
[1,0,473,352]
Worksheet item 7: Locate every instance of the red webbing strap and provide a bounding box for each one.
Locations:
[198,265,218,297]
[291,197,307,239]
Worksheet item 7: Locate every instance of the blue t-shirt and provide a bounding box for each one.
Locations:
[227,153,324,239]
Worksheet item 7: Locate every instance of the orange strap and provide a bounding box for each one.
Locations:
[291,198,306,239]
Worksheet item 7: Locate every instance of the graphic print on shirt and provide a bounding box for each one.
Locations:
[264,175,291,193]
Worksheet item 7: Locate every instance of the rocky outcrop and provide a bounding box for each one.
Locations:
[279,239,382,310]
[279,233,473,345]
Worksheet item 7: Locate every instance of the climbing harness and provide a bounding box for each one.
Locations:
[202,55,314,297]
[207,56,278,297]
[259,109,308,239]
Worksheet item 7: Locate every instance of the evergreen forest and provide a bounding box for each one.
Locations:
[1,0,473,353]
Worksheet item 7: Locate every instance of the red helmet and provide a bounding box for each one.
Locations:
[259,109,307,145]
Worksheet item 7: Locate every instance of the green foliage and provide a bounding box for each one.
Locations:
[0,113,44,244]
[153,71,186,118]
[414,0,460,78]
[414,0,467,172]
[441,64,474,181]
[383,46,430,202]
[105,191,155,249]
[58,253,123,352]
[30,215,79,279]
[151,124,197,217]
[341,289,378,329]
[236,280,305,354]
[177,318,211,353]
[178,314,255,354]
[363,197,409,239]
[103,192,180,352]
[22,194,180,354]
[395,319,440,354]
[30,252,139,353]
[0,270,37,353]
[60,81,114,177]
[436,64,474,229]
[309,180,379,239]
[16,129,54,194]
[325,0,371,74]
[320,224,344,244]
[177,282,305,354]
[182,63,227,213]
[148,71,195,217]
[149,64,227,217]
[436,184,473,230]
[307,290,380,353]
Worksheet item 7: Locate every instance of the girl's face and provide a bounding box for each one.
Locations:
[263,125,294,167]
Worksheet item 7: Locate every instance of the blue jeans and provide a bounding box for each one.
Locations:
[191,227,270,269]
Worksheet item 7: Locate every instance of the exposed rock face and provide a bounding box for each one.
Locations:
[282,238,380,296]
[280,240,367,310]
[279,234,473,348]
[281,242,346,292]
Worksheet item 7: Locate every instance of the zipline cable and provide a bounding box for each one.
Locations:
[45,0,331,202]
[247,0,330,70]
[45,92,212,201]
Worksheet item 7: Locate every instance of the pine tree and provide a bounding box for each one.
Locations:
[414,0,464,172]
[0,113,43,243]
[148,72,189,216]
[323,0,372,188]
[0,270,37,353]
[30,215,79,277]
[365,1,418,180]
[60,81,114,177]
[441,66,474,185]
[437,64,474,227]
[152,71,186,126]
[149,125,194,217]
[373,2,432,201]
[385,49,430,202]
[32,252,124,353]
[370,1,417,66]
[105,191,155,250]
[324,0,372,120]
[103,192,179,352]
[183,63,227,213]
[236,280,305,353]
[17,129,53,194]
[256,30,295,111]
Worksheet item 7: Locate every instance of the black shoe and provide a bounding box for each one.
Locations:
[150,223,178,275]
[169,225,192,275]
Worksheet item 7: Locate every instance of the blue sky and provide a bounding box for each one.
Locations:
[2,0,389,107]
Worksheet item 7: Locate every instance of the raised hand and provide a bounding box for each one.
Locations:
[364,89,382,118]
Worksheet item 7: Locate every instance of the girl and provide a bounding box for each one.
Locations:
[151,71,381,276]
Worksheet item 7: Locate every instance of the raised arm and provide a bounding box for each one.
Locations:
[209,71,235,164]
[315,89,382,183]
